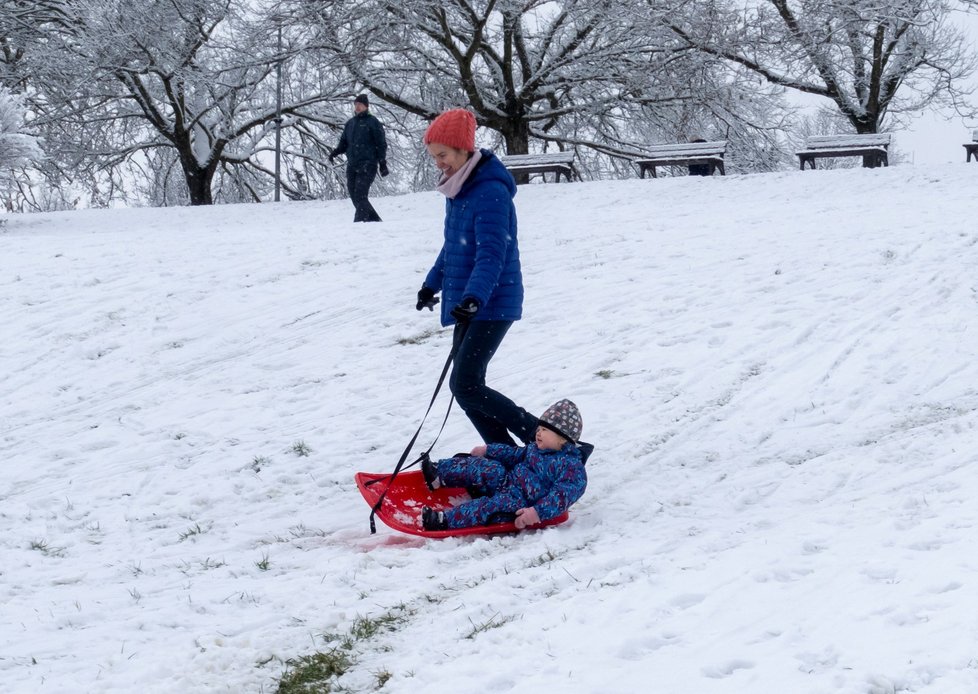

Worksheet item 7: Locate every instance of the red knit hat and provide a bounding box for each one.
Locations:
[423,109,477,152]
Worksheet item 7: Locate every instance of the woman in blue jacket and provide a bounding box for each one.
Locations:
[415,109,538,446]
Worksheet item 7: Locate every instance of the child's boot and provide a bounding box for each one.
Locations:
[421,456,441,491]
[422,507,447,531]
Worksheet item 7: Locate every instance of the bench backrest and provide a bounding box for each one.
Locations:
[499,151,575,166]
[804,134,891,149]
[641,140,726,157]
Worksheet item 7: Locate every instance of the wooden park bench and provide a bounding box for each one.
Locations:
[964,130,978,162]
[796,134,891,170]
[498,151,579,183]
[632,140,727,178]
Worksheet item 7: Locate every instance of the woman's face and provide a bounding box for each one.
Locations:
[426,142,471,177]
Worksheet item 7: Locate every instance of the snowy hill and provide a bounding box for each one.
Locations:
[3,165,978,694]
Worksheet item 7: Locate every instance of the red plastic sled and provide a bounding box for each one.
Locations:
[355,470,569,538]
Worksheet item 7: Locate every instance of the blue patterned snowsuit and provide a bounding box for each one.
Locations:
[436,441,587,529]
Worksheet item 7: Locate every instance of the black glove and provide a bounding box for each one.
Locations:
[450,297,480,323]
[416,285,439,311]
[379,160,390,177]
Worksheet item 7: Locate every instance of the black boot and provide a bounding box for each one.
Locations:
[421,455,441,491]
[422,506,447,531]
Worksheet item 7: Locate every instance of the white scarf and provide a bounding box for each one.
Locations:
[435,150,483,199]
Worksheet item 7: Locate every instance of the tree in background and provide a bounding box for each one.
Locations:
[5,0,355,205]
[0,84,42,208]
[292,0,791,174]
[667,0,978,135]
[5,0,975,205]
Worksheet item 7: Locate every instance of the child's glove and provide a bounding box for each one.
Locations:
[416,285,439,311]
[450,297,479,323]
[514,507,540,529]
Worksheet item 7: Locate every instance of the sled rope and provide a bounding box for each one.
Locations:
[368,322,467,533]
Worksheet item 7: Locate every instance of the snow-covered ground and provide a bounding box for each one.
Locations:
[2,163,977,694]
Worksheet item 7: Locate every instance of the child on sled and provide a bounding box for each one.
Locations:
[421,399,591,531]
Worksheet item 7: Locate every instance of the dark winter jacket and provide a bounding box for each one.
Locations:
[485,441,587,521]
[424,149,523,326]
[333,111,387,168]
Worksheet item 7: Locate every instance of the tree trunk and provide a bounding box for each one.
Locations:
[183,165,215,205]
[175,141,217,205]
[852,118,883,168]
[501,120,530,155]
[499,117,531,183]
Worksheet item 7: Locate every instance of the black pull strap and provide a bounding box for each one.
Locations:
[368,322,468,533]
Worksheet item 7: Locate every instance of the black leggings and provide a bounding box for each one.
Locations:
[450,320,538,446]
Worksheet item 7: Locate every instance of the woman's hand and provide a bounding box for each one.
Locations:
[514,507,540,529]
[416,285,439,311]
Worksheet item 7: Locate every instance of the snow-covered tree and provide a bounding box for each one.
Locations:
[0,85,41,176]
[292,0,791,172]
[9,0,351,205]
[666,0,978,135]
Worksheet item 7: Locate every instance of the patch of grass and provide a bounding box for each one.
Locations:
[350,609,408,641]
[290,440,312,457]
[178,522,206,542]
[251,455,270,472]
[465,612,516,639]
[594,369,616,379]
[374,669,393,689]
[274,605,414,693]
[256,552,271,571]
[276,649,352,694]
[29,539,66,558]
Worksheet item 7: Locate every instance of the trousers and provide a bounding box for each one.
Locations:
[437,456,525,529]
[346,162,381,222]
[450,320,538,446]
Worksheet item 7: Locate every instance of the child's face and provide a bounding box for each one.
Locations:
[535,426,567,451]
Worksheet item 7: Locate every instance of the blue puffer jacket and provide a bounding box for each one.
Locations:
[424,149,524,326]
[485,441,587,521]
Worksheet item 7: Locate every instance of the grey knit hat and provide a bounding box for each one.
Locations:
[539,399,583,443]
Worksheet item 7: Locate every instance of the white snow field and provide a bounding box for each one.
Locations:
[2,163,978,693]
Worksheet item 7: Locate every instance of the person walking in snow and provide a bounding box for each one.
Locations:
[415,108,539,446]
[329,94,388,222]
[421,399,591,531]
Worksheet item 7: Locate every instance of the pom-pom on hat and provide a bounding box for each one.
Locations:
[354,94,369,106]
[423,109,477,152]
[539,399,583,443]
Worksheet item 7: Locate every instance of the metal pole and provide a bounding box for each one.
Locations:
[274,24,282,202]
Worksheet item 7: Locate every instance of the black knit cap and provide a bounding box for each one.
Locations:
[354,94,369,106]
